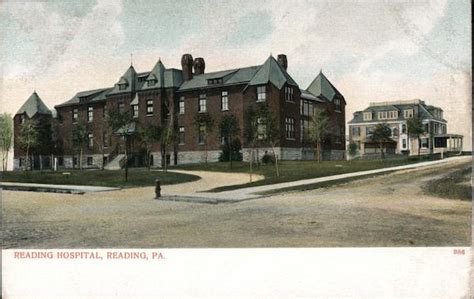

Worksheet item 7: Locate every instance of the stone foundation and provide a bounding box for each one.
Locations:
[177,150,221,165]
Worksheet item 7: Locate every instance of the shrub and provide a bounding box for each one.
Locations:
[219,138,243,162]
[262,152,276,165]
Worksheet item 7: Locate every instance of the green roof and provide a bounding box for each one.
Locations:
[55,88,111,108]
[179,67,258,91]
[306,71,343,102]
[349,102,446,124]
[108,65,137,95]
[16,91,52,117]
[142,60,166,89]
[248,56,298,89]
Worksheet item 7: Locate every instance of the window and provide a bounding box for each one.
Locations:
[363,112,372,121]
[178,127,185,144]
[179,96,185,114]
[257,117,266,140]
[146,100,153,115]
[393,128,399,137]
[147,79,157,87]
[87,106,93,122]
[87,157,93,166]
[73,157,78,166]
[403,109,413,119]
[208,78,223,85]
[199,94,207,112]
[118,84,127,90]
[72,108,78,122]
[366,127,374,137]
[132,105,139,118]
[285,117,295,139]
[285,86,294,102]
[402,139,407,149]
[421,138,428,149]
[351,127,360,137]
[19,158,23,167]
[20,114,26,124]
[424,123,429,133]
[88,133,94,149]
[149,154,154,166]
[198,125,205,144]
[301,119,310,142]
[57,157,64,166]
[103,131,108,148]
[402,124,407,134]
[118,100,125,113]
[257,86,266,102]
[221,91,229,111]
[334,98,341,112]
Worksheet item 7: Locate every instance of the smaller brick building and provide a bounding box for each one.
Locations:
[13,54,347,170]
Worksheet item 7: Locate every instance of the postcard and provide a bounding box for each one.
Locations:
[1,0,471,298]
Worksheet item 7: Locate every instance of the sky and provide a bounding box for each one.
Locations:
[0,0,471,169]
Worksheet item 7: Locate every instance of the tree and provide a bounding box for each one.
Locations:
[308,109,330,163]
[17,119,39,171]
[259,104,281,177]
[106,107,134,181]
[219,114,240,168]
[193,112,215,164]
[348,142,358,159]
[137,123,161,170]
[407,117,426,159]
[372,123,392,159]
[244,105,260,182]
[0,113,13,172]
[72,121,89,170]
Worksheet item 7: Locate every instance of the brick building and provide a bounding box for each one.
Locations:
[13,54,346,170]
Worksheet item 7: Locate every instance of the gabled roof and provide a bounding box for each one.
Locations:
[108,65,137,95]
[248,56,298,89]
[306,71,343,102]
[16,91,52,117]
[142,60,166,90]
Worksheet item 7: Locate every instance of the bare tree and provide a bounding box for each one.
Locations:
[244,106,259,182]
[72,121,89,170]
[0,113,13,172]
[193,112,215,164]
[18,119,39,171]
[308,109,330,163]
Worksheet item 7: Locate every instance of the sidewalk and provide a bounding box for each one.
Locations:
[0,182,119,194]
[161,156,471,204]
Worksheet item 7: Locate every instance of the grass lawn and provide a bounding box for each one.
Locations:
[0,168,200,188]
[171,155,444,192]
[424,166,472,200]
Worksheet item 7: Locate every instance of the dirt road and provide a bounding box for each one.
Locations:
[1,159,470,248]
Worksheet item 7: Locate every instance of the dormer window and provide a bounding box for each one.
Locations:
[147,79,157,87]
[118,84,127,90]
[363,112,372,121]
[208,78,223,85]
[20,114,26,124]
[403,109,413,119]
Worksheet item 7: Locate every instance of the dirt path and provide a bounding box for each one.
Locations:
[1,159,470,248]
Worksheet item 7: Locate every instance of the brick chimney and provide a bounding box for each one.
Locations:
[277,54,288,71]
[181,54,193,81]
[193,57,205,75]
